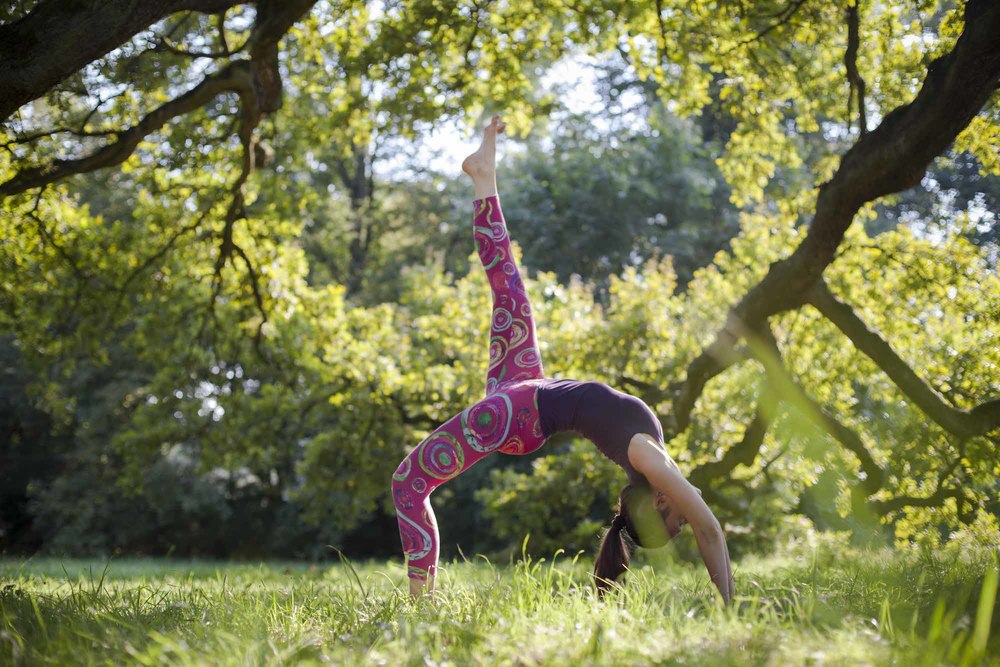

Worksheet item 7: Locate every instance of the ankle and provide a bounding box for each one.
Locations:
[473,177,498,199]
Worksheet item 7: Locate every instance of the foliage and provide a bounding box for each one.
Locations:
[2,167,998,558]
[589,1,999,209]
[499,107,739,287]
[1,0,999,563]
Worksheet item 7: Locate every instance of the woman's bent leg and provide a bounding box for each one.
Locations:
[392,411,473,584]
[391,383,545,586]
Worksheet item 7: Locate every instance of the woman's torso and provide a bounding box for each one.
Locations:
[531,378,663,484]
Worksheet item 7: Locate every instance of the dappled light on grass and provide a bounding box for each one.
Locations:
[0,547,997,665]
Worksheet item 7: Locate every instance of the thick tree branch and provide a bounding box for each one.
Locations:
[0,0,249,121]
[0,0,318,197]
[808,280,1000,439]
[0,61,256,196]
[246,0,318,113]
[668,0,1000,435]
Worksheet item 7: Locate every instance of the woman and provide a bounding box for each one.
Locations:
[391,116,734,601]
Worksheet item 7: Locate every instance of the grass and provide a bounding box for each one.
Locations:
[0,544,997,666]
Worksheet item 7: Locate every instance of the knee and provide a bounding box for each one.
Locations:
[392,463,429,512]
[392,476,412,514]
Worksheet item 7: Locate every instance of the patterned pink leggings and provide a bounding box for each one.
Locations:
[391,195,549,581]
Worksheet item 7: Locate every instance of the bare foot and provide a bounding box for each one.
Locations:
[462,116,507,183]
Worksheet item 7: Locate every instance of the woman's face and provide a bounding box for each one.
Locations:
[653,490,688,538]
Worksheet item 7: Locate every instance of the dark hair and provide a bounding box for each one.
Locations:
[593,482,672,597]
[594,485,642,597]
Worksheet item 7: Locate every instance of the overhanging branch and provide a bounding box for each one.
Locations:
[1,0,318,198]
[0,0,250,120]
[808,279,1000,439]
[4,0,316,366]
[667,0,1000,437]
[0,61,256,197]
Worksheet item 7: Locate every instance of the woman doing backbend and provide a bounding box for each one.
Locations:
[391,116,734,601]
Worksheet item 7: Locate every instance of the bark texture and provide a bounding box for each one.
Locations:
[0,0,317,197]
[0,0,249,121]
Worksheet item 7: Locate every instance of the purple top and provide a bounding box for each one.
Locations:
[536,378,663,484]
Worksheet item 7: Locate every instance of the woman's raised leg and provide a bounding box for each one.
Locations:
[462,116,544,394]
[393,117,551,597]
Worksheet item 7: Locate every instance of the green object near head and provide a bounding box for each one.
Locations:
[623,483,670,549]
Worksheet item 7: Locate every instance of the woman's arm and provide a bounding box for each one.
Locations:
[628,434,735,602]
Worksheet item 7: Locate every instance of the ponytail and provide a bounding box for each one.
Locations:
[593,490,639,597]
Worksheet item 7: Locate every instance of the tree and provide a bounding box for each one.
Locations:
[0,0,572,359]
[480,0,1000,553]
[587,0,1000,527]
[0,0,588,557]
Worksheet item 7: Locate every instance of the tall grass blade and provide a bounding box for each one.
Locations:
[968,565,998,661]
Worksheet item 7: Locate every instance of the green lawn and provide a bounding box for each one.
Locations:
[0,545,997,666]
